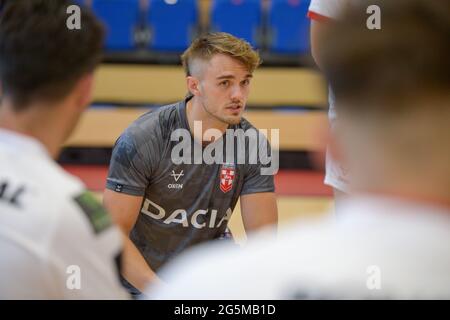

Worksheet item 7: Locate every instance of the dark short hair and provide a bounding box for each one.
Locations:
[320,0,450,114]
[0,0,104,111]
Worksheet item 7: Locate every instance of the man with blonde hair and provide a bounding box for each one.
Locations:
[103,32,278,296]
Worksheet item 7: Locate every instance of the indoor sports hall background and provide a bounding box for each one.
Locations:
[62,0,332,243]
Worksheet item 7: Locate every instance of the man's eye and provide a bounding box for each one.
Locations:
[219,81,229,87]
[241,79,250,86]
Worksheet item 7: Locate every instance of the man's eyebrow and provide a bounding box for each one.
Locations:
[216,74,253,80]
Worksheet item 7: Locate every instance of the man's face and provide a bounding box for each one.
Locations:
[195,54,253,125]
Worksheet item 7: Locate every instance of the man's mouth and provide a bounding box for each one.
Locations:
[226,104,242,111]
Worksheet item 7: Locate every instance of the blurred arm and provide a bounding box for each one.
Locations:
[310,19,330,70]
[103,189,159,291]
[240,192,278,234]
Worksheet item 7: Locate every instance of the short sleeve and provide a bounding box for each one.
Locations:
[240,132,276,196]
[48,191,129,299]
[106,130,154,196]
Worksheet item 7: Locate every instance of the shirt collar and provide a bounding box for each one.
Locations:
[0,128,51,160]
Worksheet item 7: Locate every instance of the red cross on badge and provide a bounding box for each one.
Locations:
[220,165,235,193]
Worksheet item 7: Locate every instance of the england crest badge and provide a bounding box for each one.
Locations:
[219,163,235,193]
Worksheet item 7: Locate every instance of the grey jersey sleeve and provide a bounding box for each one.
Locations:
[106,129,156,196]
[240,133,276,195]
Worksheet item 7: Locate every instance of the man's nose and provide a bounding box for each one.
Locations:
[230,85,244,102]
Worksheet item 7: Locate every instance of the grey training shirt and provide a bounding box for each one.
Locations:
[106,97,275,272]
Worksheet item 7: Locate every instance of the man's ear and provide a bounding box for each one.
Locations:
[187,76,201,97]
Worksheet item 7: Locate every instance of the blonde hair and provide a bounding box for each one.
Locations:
[181,32,261,76]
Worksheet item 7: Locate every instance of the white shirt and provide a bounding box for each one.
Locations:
[308,0,353,191]
[0,129,129,299]
[308,0,347,21]
[148,196,450,299]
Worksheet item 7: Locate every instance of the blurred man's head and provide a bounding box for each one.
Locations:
[320,0,450,201]
[181,32,261,125]
[0,0,104,149]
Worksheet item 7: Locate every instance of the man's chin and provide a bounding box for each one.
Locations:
[224,116,242,125]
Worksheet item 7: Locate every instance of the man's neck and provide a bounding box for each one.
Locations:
[186,98,229,145]
[0,102,64,159]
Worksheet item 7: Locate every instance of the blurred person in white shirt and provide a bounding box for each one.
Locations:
[0,0,128,299]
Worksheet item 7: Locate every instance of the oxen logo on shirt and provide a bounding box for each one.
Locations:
[168,170,184,189]
[170,170,184,182]
[220,164,235,193]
